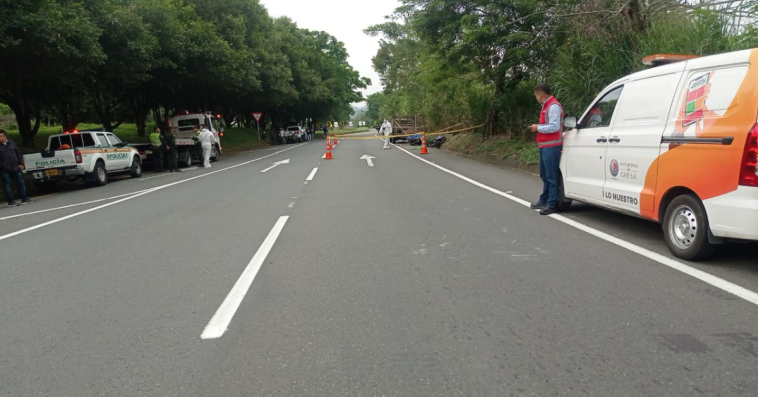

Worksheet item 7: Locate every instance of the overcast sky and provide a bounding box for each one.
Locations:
[260,0,400,107]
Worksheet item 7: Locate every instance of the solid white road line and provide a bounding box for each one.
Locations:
[0,144,305,242]
[306,167,318,182]
[140,173,172,181]
[0,189,155,221]
[394,145,758,307]
[201,216,290,340]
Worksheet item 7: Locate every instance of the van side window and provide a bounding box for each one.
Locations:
[581,86,624,128]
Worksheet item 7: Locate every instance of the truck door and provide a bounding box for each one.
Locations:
[563,86,624,202]
[602,70,684,215]
[105,133,129,169]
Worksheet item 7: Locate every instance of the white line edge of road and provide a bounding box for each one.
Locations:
[0,144,305,242]
[0,188,155,221]
[306,167,318,182]
[201,216,290,340]
[393,145,758,307]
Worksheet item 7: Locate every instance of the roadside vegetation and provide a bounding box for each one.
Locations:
[0,0,369,149]
[364,0,758,164]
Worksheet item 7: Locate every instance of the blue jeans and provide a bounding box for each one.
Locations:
[538,145,562,208]
[1,169,28,204]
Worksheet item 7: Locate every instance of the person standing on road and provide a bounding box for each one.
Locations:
[322,124,328,140]
[197,124,214,168]
[165,127,182,173]
[380,117,393,149]
[529,83,564,216]
[150,127,165,173]
[0,130,35,207]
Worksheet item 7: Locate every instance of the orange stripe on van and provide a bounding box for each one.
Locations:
[640,50,758,221]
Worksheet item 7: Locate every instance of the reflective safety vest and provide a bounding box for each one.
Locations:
[150,133,162,147]
[537,96,564,149]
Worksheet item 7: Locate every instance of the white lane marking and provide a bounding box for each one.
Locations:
[140,173,172,181]
[306,167,318,182]
[0,144,305,242]
[360,155,376,167]
[395,145,758,307]
[260,159,290,173]
[288,202,295,208]
[0,189,155,221]
[201,216,289,339]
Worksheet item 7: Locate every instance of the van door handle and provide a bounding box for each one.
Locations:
[596,137,608,143]
[609,137,621,143]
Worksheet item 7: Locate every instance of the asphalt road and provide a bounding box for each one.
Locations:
[1,133,756,396]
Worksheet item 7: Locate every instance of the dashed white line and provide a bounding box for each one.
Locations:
[394,145,758,308]
[306,167,318,183]
[0,144,305,241]
[201,216,290,339]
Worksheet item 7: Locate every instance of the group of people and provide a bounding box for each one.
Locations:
[149,124,214,174]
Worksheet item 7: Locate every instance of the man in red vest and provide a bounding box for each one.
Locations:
[529,83,564,215]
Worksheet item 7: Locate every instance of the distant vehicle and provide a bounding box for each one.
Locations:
[167,112,223,167]
[285,126,305,143]
[389,115,425,144]
[560,49,758,260]
[22,131,142,190]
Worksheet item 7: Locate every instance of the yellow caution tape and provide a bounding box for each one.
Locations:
[331,124,485,140]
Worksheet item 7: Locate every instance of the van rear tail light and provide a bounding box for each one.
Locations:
[75,150,83,164]
[738,124,758,187]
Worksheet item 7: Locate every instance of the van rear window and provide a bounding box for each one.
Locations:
[178,119,202,128]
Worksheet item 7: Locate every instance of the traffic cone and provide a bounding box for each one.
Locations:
[324,139,334,160]
[333,135,338,147]
[420,134,429,154]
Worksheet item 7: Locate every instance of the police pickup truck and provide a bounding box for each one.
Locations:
[22,130,142,190]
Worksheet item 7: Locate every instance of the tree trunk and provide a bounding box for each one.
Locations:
[624,0,646,34]
[132,98,148,137]
[7,100,41,148]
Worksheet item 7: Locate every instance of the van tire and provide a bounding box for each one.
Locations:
[557,174,572,212]
[662,194,716,261]
[181,151,192,167]
[130,157,142,178]
[87,161,108,187]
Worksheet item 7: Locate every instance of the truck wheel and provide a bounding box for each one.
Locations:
[663,194,716,261]
[130,157,142,178]
[211,145,220,162]
[557,174,572,212]
[88,161,108,187]
[181,151,192,167]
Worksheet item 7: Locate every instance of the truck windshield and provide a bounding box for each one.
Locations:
[178,119,202,128]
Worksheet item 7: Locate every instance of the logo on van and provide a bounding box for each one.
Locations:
[683,73,710,127]
[610,159,619,177]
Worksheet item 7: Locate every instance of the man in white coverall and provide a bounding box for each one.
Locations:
[380,117,393,149]
[197,125,214,168]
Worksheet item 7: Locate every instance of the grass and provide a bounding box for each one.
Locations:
[444,133,540,166]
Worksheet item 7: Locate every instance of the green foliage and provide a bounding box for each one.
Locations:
[367,1,755,158]
[0,0,368,148]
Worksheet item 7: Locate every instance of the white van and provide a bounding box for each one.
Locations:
[560,49,758,260]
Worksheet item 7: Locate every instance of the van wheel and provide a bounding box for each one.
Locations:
[130,157,142,178]
[557,173,572,212]
[87,162,108,187]
[663,194,715,261]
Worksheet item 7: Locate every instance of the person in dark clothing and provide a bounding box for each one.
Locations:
[165,127,182,173]
[0,130,35,207]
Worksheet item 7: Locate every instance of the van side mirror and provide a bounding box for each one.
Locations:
[564,116,578,130]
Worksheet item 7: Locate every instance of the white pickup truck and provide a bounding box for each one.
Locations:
[22,131,142,190]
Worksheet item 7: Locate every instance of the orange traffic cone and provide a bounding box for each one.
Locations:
[420,134,429,154]
[333,135,338,146]
[324,139,334,160]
